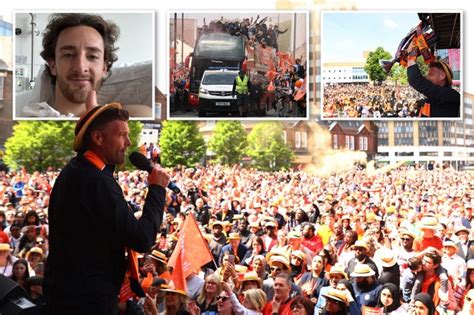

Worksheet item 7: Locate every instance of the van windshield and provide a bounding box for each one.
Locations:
[202,73,238,85]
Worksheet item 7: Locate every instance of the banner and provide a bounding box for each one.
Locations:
[168,214,214,278]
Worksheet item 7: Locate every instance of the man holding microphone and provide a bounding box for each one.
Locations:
[44,93,170,314]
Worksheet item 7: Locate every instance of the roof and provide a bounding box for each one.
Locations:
[421,13,461,49]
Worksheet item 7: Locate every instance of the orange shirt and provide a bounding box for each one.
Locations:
[413,235,443,252]
[262,297,293,315]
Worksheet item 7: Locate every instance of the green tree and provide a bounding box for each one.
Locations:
[416,55,429,76]
[159,121,205,167]
[122,121,143,170]
[390,63,408,85]
[4,120,142,172]
[246,122,293,171]
[208,121,247,165]
[4,121,75,172]
[364,47,392,83]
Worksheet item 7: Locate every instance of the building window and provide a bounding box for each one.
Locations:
[333,134,338,149]
[283,131,287,145]
[350,136,355,150]
[295,132,301,148]
[359,136,368,150]
[345,135,350,149]
[301,132,307,148]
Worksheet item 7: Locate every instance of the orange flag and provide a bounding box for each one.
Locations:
[170,240,188,292]
[168,214,214,278]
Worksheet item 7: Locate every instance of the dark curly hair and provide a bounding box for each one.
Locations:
[40,13,120,78]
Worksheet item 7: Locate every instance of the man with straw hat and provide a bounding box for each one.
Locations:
[407,40,460,118]
[413,216,443,254]
[44,102,170,314]
[219,232,248,264]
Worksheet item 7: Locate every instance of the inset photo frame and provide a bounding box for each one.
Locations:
[14,11,155,120]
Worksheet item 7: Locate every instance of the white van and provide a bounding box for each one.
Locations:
[198,69,239,117]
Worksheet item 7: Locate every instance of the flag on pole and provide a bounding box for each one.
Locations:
[168,214,214,279]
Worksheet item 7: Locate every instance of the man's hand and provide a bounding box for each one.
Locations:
[301,282,313,296]
[272,297,282,313]
[148,166,170,189]
[143,262,156,275]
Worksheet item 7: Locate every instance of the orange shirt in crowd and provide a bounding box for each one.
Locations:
[413,235,443,252]
[262,298,293,315]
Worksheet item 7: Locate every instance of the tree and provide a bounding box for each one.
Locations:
[159,121,205,167]
[122,121,143,170]
[208,121,247,165]
[390,63,408,85]
[4,120,142,172]
[4,121,75,172]
[246,122,293,171]
[364,47,392,84]
[416,55,429,76]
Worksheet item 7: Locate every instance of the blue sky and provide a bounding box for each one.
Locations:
[322,12,421,61]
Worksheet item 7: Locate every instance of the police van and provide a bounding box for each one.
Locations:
[198,69,239,117]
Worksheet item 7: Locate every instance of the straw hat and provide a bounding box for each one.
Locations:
[150,250,168,264]
[0,243,11,252]
[227,233,241,241]
[160,283,187,297]
[418,216,442,230]
[327,265,348,279]
[400,230,417,240]
[350,240,369,251]
[211,221,224,229]
[350,264,376,278]
[322,289,349,305]
[378,250,397,268]
[241,272,263,288]
[265,247,288,262]
[287,231,302,239]
[249,222,260,229]
[73,103,122,152]
[269,255,290,271]
[264,221,277,228]
[467,259,474,270]
[454,226,470,235]
[26,247,44,260]
[443,241,458,250]
[290,250,306,262]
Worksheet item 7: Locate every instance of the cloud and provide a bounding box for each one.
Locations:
[384,19,398,29]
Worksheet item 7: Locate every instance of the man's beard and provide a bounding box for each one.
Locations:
[356,253,366,261]
[56,74,103,104]
[356,279,371,291]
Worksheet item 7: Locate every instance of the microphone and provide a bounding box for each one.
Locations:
[129,152,180,194]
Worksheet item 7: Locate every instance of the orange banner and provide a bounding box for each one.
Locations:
[168,215,214,278]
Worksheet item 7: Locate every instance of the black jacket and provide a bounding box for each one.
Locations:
[44,153,166,310]
[407,64,460,117]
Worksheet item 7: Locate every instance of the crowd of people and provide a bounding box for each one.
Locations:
[323,83,424,119]
[199,16,288,50]
[1,160,474,314]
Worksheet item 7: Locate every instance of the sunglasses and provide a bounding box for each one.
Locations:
[401,238,412,241]
[217,296,229,302]
[37,241,45,245]
[271,267,282,272]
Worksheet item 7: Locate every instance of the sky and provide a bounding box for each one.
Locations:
[322,12,423,61]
